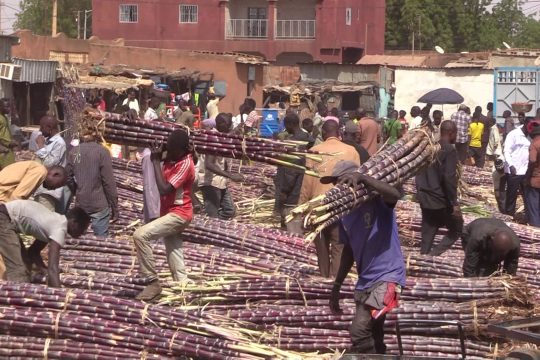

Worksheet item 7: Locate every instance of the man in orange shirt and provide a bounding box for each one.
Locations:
[357,109,380,156]
[0,161,67,202]
[299,120,360,278]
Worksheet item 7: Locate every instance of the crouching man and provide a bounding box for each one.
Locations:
[0,200,90,286]
[327,160,406,354]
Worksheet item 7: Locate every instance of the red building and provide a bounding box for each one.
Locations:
[91,0,385,64]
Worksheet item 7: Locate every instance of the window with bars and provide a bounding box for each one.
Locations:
[119,4,138,23]
[180,4,198,23]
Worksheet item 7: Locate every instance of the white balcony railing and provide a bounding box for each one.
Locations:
[275,20,316,39]
[226,19,268,39]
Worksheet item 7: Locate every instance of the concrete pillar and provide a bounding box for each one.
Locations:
[267,0,277,61]
[219,0,230,41]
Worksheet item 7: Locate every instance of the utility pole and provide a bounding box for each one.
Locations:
[52,0,58,36]
[411,22,415,56]
[83,10,92,39]
[418,16,422,51]
[83,10,88,39]
[77,11,81,39]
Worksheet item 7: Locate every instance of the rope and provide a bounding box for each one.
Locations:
[140,349,148,360]
[472,300,479,337]
[87,275,93,290]
[240,230,249,248]
[53,312,61,339]
[140,303,150,325]
[42,338,51,360]
[406,253,411,271]
[285,277,290,299]
[62,290,75,312]
[387,156,401,185]
[168,328,181,353]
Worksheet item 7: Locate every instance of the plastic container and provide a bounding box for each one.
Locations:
[259,109,280,137]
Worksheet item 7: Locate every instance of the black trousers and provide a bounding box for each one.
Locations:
[455,142,469,164]
[504,174,525,216]
[469,146,485,168]
[350,286,387,354]
[420,207,464,255]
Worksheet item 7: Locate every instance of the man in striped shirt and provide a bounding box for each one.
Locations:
[133,129,196,301]
[451,105,471,163]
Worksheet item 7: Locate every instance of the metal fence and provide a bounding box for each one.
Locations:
[275,20,316,39]
[226,19,268,39]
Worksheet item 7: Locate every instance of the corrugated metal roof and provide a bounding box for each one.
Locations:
[357,55,428,67]
[12,58,59,83]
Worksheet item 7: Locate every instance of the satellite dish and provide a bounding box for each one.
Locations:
[503,41,511,49]
[535,56,540,66]
[435,46,445,54]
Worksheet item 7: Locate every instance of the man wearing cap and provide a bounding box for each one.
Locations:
[299,121,360,278]
[327,160,405,355]
[343,121,370,164]
[415,121,463,256]
[524,120,540,227]
[357,109,380,156]
[462,218,519,277]
[451,105,472,163]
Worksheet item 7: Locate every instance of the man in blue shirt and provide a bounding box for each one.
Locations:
[325,160,406,354]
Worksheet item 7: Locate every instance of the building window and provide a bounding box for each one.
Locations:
[345,8,352,25]
[119,4,138,23]
[180,4,198,23]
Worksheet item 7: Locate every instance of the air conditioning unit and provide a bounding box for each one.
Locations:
[0,63,21,81]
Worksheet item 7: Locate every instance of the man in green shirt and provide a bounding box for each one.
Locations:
[0,99,15,170]
[383,110,403,145]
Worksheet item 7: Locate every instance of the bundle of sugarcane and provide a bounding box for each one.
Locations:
[0,302,303,359]
[461,164,494,186]
[0,335,169,359]
[82,111,323,175]
[287,128,439,241]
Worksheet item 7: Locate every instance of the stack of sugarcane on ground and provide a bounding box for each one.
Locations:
[5,151,538,358]
[11,228,534,359]
[287,127,440,242]
[81,111,323,175]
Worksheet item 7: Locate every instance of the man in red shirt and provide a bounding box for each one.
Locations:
[132,129,196,301]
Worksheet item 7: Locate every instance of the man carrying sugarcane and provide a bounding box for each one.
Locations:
[327,160,405,355]
[132,129,196,301]
[415,121,463,256]
[0,199,90,285]
[201,113,244,220]
[274,113,311,234]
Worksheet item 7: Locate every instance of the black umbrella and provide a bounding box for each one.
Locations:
[417,88,464,105]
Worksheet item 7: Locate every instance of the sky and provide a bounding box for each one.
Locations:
[1,0,20,34]
[0,0,539,35]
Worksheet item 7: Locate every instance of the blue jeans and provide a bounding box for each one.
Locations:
[525,186,540,227]
[200,186,235,220]
[90,207,110,237]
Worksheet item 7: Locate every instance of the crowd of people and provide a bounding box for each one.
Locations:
[0,90,529,355]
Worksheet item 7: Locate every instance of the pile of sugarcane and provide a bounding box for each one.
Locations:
[461,165,494,186]
[81,111,322,175]
[21,228,534,359]
[0,282,308,359]
[287,127,440,241]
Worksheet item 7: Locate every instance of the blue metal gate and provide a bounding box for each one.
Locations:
[494,67,540,123]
